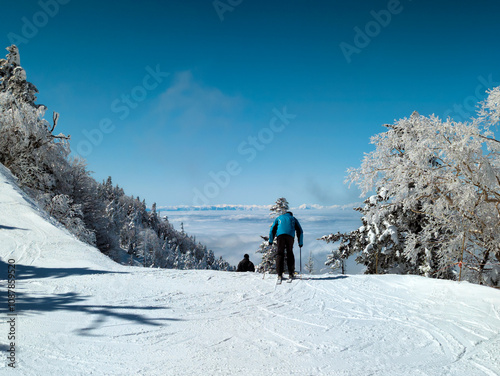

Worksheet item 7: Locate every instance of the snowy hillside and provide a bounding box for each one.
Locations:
[1,164,499,376]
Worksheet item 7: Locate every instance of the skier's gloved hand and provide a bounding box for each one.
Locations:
[268,242,272,246]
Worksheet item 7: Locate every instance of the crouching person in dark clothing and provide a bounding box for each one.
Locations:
[237,254,255,272]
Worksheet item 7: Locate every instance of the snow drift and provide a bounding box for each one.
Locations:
[0,164,499,375]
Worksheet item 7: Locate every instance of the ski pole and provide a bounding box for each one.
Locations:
[299,245,302,274]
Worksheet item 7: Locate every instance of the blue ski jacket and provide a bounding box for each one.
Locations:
[269,212,303,247]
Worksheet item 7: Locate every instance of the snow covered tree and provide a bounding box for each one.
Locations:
[305,251,315,274]
[0,100,69,193]
[212,256,233,271]
[0,45,70,193]
[325,249,346,274]
[183,250,195,270]
[137,229,162,267]
[270,197,289,216]
[256,236,275,273]
[322,188,445,277]
[0,45,38,107]
[46,194,96,245]
[338,88,500,286]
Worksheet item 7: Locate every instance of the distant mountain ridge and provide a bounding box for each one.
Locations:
[157,203,360,211]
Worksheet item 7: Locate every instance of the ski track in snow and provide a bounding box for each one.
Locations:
[0,164,500,376]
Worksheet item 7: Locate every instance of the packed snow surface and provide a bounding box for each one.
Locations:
[1,164,499,376]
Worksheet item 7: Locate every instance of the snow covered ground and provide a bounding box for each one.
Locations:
[1,164,499,376]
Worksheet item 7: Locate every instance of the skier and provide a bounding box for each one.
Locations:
[236,254,255,272]
[268,211,303,282]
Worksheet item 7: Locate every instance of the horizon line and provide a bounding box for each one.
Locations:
[154,203,361,211]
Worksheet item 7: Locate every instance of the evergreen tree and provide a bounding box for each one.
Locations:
[305,251,314,274]
[0,45,70,194]
[256,236,275,273]
[270,197,289,216]
[321,188,448,277]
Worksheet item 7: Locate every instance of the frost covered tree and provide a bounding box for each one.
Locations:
[327,89,500,286]
[321,188,446,277]
[256,235,275,273]
[324,249,346,274]
[270,197,289,215]
[212,256,233,271]
[305,251,315,274]
[46,194,96,245]
[0,45,70,194]
[137,228,162,267]
[0,45,38,106]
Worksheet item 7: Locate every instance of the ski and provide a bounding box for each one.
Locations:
[275,274,298,285]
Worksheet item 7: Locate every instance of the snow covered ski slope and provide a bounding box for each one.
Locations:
[1,164,499,376]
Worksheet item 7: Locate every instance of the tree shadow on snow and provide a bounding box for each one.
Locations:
[0,291,182,336]
[301,275,349,281]
[0,259,128,281]
[0,224,27,230]
[0,260,182,336]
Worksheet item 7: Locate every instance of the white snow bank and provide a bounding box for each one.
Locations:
[0,164,499,376]
[0,163,121,271]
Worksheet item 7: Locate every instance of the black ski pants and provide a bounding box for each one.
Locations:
[276,234,295,277]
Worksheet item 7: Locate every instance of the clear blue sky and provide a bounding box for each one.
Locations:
[2,0,500,207]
